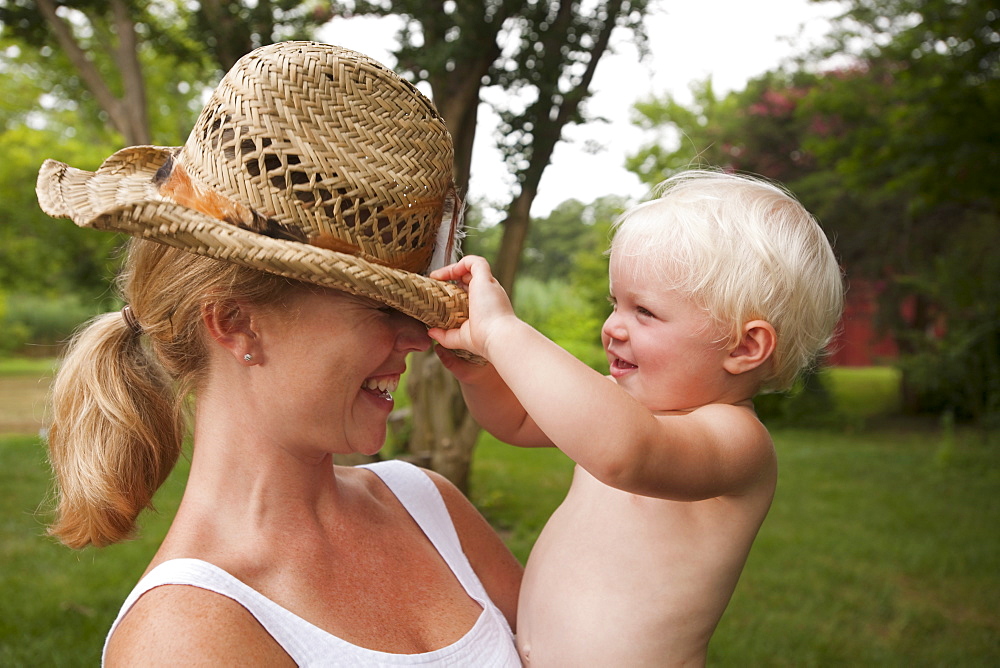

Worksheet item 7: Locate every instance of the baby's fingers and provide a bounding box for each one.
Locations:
[428,326,466,351]
[430,256,477,282]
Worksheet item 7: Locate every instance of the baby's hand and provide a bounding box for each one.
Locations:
[428,255,517,359]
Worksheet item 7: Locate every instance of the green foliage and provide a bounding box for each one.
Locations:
[755,365,904,431]
[515,195,624,283]
[0,293,106,354]
[1,0,331,151]
[513,276,606,370]
[892,212,1000,425]
[186,0,326,71]
[1,1,203,144]
[804,0,1000,423]
[625,0,1000,424]
[627,70,823,185]
[0,126,123,300]
[811,0,1000,211]
[755,369,841,428]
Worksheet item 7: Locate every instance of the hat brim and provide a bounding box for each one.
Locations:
[37,155,468,329]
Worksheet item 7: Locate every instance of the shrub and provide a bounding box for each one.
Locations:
[514,277,606,372]
[1,293,108,355]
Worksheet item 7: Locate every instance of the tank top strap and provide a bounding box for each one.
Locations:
[102,558,327,665]
[358,460,489,601]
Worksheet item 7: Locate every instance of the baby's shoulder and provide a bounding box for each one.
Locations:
[683,401,771,440]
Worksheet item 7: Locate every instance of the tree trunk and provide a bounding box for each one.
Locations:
[494,186,537,292]
[898,293,933,415]
[391,0,638,490]
[400,40,500,491]
[403,348,481,492]
[36,0,150,145]
[110,0,149,145]
[493,0,620,291]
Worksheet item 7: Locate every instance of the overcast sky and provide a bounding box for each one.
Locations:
[321,1,845,219]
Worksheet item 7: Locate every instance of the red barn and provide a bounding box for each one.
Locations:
[827,279,899,367]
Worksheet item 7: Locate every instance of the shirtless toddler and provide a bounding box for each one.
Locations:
[429,170,844,666]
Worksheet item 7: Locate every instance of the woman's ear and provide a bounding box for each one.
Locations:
[202,301,259,364]
[723,320,777,376]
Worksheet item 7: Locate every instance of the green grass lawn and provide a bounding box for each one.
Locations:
[0,358,59,377]
[470,426,1000,666]
[820,365,903,418]
[2,366,998,665]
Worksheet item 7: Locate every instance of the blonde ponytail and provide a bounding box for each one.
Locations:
[46,239,298,548]
[47,313,182,548]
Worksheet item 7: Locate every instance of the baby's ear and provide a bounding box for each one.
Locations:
[723,320,776,376]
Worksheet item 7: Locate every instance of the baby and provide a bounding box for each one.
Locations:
[429,170,844,666]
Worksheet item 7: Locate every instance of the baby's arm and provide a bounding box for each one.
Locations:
[434,346,553,447]
[430,256,773,501]
[429,260,552,447]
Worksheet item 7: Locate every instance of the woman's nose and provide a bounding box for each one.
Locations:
[394,314,432,353]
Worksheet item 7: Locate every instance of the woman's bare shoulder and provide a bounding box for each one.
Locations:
[421,467,523,629]
[104,583,294,667]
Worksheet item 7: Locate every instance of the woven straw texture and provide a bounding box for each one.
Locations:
[36,41,469,329]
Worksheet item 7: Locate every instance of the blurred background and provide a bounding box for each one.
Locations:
[1,0,997,665]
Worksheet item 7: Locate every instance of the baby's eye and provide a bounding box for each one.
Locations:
[636,305,655,318]
[607,295,617,310]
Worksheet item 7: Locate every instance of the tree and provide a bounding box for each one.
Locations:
[342,0,650,285]
[0,0,331,296]
[339,0,652,490]
[804,0,999,420]
[0,3,201,309]
[3,0,658,486]
[488,0,648,291]
[0,125,120,299]
[627,0,1000,424]
[0,0,327,144]
[627,70,822,183]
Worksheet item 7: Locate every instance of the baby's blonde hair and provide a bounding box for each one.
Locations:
[47,239,299,548]
[610,170,844,392]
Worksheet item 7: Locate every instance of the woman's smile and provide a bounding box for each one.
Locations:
[361,373,402,402]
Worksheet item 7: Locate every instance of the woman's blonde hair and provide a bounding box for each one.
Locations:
[611,170,845,392]
[47,239,299,548]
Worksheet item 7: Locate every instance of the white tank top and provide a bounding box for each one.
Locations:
[102,460,520,666]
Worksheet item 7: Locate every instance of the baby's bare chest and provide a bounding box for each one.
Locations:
[516,473,754,665]
[531,477,696,571]
[523,468,760,601]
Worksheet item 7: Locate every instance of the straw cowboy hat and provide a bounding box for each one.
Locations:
[36,41,468,329]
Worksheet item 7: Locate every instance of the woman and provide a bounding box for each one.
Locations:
[36,42,521,666]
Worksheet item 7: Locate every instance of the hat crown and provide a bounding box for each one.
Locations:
[178,41,454,273]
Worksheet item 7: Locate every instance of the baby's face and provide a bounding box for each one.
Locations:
[602,257,732,412]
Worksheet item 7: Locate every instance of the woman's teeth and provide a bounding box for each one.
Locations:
[363,376,399,395]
